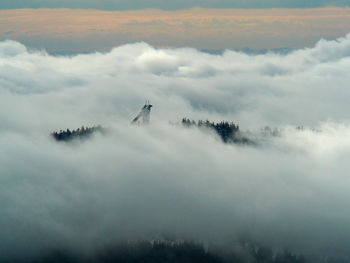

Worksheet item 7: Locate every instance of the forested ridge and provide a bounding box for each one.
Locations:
[51,120,252,144]
[52,125,104,142]
[181,118,252,144]
[28,240,310,263]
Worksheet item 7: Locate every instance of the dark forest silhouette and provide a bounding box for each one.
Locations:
[50,118,304,146]
[181,118,252,144]
[52,125,104,142]
[27,240,311,263]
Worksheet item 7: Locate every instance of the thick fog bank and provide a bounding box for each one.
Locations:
[1,35,350,261]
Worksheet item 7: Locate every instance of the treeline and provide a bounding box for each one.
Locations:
[52,125,104,142]
[27,240,310,263]
[182,118,251,144]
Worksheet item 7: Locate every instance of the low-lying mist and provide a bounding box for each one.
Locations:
[1,35,350,262]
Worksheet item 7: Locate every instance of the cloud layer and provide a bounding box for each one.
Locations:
[1,0,350,10]
[1,35,350,260]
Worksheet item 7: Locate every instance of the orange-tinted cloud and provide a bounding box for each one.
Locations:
[1,8,350,52]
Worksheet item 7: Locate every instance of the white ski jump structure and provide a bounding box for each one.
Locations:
[132,101,153,124]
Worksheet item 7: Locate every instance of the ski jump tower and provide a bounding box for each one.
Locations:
[131,101,153,124]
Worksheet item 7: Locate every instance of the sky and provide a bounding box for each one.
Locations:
[1,35,350,261]
[1,8,350,52]
[1,0,350,10]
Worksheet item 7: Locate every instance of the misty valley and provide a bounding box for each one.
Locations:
[1,35,350,263]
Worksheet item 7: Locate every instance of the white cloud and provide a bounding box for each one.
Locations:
[1,35,350,260]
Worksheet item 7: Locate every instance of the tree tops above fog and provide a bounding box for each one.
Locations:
[31,240,307,263]
[181,118,252,144]
[52,125,104,142]
[51,119,280,146]
[51,119,253,144]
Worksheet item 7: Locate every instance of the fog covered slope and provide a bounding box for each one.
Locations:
[1,35,350,261]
